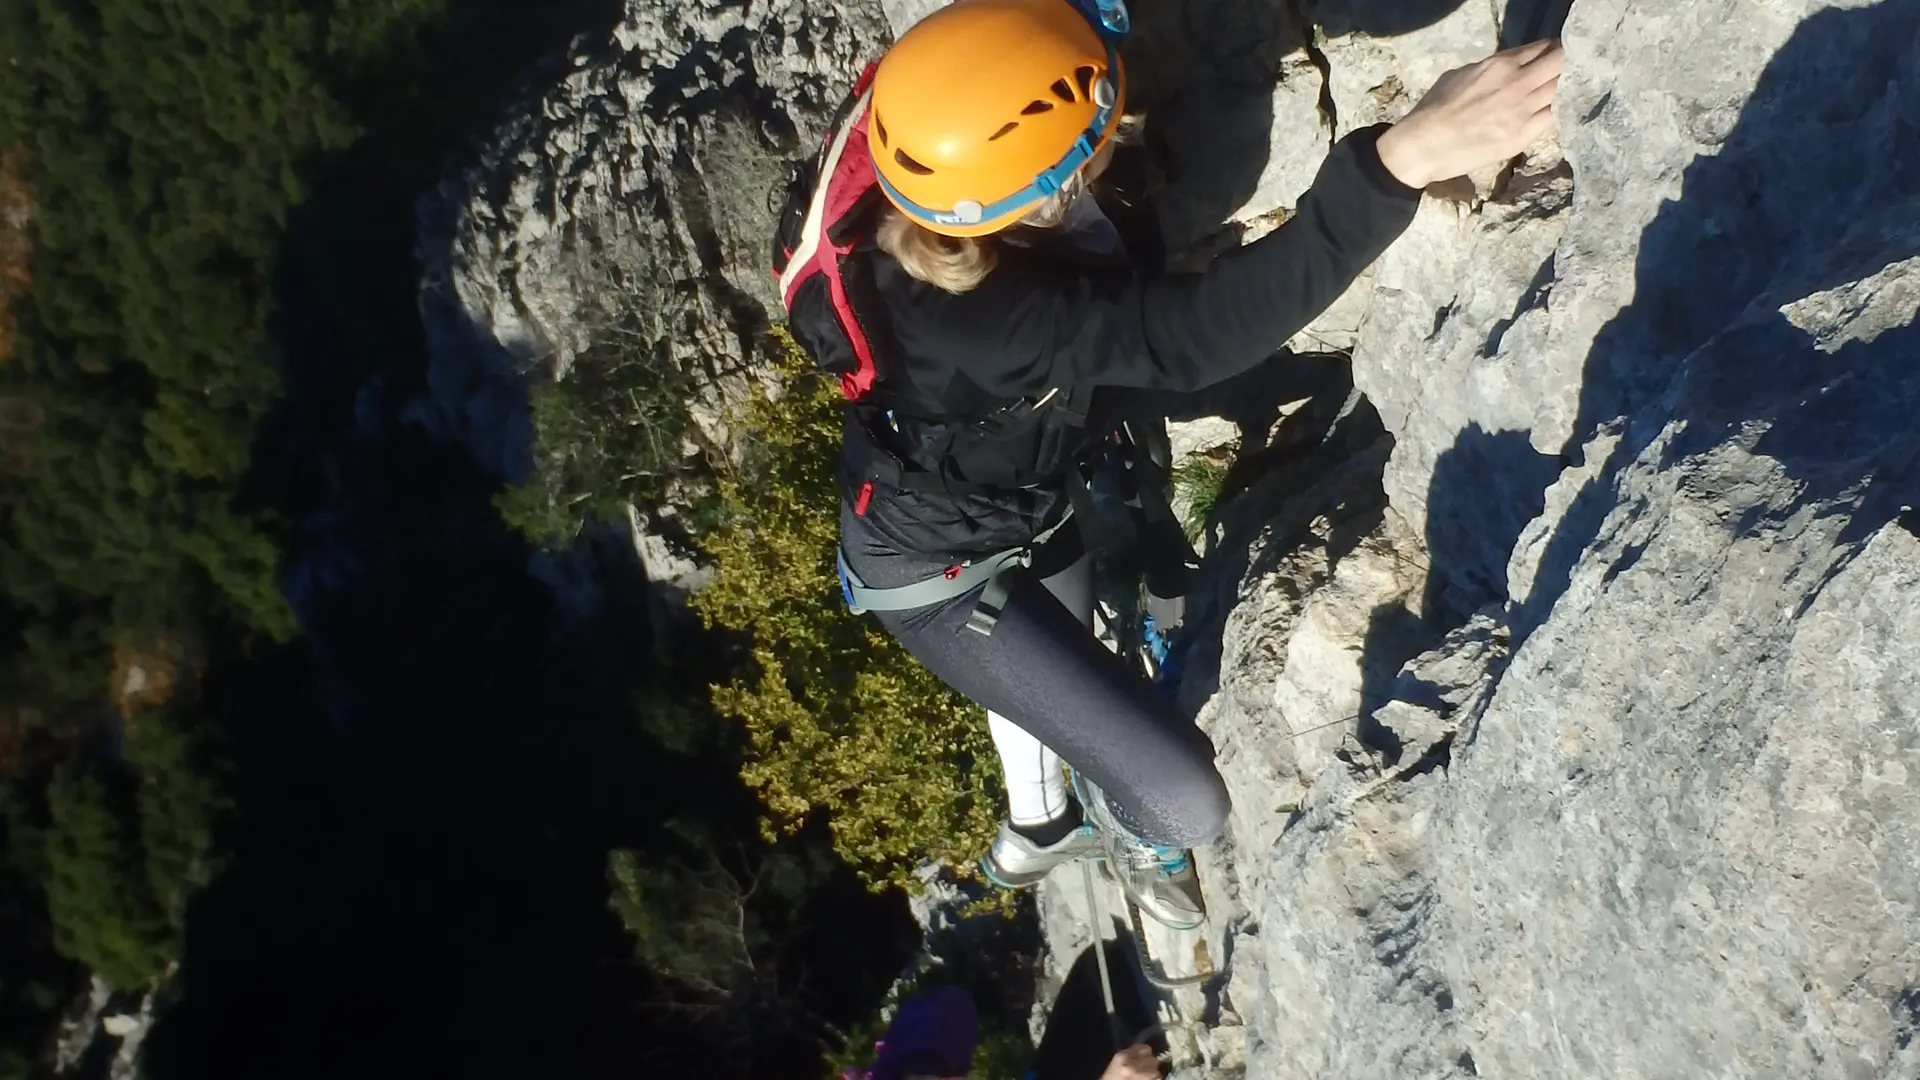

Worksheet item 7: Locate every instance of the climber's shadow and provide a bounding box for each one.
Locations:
[1170,376,1393,724]
[1126,0,1510,261]
[1498,0,1575,48]
[1520,0,1920,642]
[1357,0,1920,756]
[1127,0,1574,261]
[1031,938,1165,1080]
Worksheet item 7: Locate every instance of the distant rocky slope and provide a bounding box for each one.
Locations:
[413,0,891,617]
[414,0,890,478]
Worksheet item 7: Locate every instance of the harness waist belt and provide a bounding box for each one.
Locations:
[837,508,1076,636]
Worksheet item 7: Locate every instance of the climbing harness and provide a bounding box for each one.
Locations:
[836,505,1078,635]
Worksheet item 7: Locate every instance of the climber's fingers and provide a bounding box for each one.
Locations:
[1502,37,1561,69]
[1374,38,1568,186]
[1519,102,1558,145]
[1519,40,1566,86]
[1526,71,1563,113]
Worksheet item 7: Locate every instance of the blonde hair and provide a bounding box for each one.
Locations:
[874,179,1091,295]
[875,119,1138,295]
[876,211,1001,295]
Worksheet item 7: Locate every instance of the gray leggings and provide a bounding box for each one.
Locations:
[840,505,1230,847]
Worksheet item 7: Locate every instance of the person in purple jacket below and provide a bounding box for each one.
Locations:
[845,986,979,1080]
[836,0,1565,927]
[846,986,1158,1080]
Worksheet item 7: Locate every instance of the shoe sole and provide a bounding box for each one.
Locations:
[981,860,1045,890]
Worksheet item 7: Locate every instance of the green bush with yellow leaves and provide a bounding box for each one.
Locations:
[693,336,1000,891]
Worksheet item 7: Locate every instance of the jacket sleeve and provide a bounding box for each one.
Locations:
[935,125,1421,396]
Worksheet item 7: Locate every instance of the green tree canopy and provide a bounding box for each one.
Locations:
[0,0,467,721]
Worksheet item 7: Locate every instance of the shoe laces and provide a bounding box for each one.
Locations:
[1078,773,1190,876]
[1117,834,1190,877]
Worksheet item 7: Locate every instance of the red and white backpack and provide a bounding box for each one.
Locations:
[770,64,889,402]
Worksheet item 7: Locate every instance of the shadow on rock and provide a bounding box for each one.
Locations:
[1497,0,1575,48]
[1421,425,1560,626]
[1131,0,1524,259]
[1175,387,1394,715]
[1348,1,1919,762]
[1349,426,1554,764]
[1031,939,1163,1080]
[1522,0,1920,641]
[1124,0,1297,256]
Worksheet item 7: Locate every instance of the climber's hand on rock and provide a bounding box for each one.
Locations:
[1099,1043,1161,1080]
[1375,38,1565,188]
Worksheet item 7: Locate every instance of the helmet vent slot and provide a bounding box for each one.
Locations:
[988,122,1020,141]
[893,149,936,175]
[1051,77,1077,103]
[875,114,890,146]
[1021,99,1054,115]
[1075,65,1099,100]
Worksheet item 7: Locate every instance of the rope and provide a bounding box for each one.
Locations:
[1080,856,1124,1053]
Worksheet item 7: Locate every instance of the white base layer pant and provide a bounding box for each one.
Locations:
[990,711,1070,827]
[988,552,1095,829]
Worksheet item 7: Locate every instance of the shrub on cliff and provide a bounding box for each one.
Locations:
[693,336,999,892]
[494,251,699,547]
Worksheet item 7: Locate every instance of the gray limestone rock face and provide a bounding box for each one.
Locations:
[55,976,155,1080]
[1351,148,1573,617]
[881,0,946,34]
[1309,0,1500,139]
[1152,0,1920,1077]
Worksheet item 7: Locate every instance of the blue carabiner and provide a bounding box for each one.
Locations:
[1070,0,1129,38]
[836,550,860,610]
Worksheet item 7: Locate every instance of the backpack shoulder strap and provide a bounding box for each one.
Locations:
[777,72,874,303]
[779,65,887,400]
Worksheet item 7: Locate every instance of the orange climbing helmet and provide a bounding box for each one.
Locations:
[869,0,1130,237]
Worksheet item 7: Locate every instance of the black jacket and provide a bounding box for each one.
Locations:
[843,125,1422,559]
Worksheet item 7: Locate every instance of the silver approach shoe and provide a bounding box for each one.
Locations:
[981,816,1104,889]
[1076,775,1207,930]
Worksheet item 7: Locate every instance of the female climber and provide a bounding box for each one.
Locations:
[830,0,1563,925]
